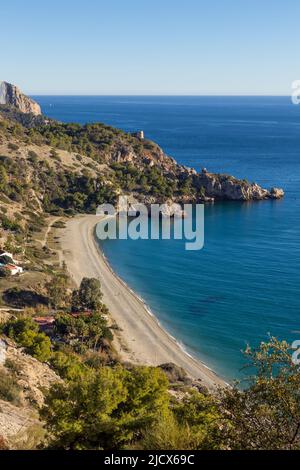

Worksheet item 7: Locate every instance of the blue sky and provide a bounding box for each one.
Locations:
[1,0,299,95]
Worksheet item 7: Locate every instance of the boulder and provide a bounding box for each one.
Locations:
[270,187,285,199]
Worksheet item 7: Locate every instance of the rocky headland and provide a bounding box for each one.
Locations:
[0,81,41,116]
[0,81,284,212]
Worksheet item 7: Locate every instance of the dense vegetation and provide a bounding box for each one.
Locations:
[110,162,180,198]
[39,337,300,450]
[0,113,200,211]
[3,318,52,362]
[0,110,157,160]
[0,153,116,216]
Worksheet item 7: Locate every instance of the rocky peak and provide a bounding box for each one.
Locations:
[0,81,41,116]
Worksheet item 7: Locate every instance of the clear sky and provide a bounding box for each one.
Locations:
[1,0,299,95]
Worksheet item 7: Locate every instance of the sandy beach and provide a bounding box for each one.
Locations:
[59,215,225,390]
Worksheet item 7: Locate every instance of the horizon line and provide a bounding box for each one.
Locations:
[30,93,291,97]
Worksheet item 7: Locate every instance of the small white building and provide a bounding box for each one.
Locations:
[0,251,21,266]
[2,264,23,276]
[0,251,14,259]
[132,130,144,140]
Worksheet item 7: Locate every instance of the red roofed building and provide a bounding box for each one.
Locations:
[34,316,55,333]
[3,264,23,275]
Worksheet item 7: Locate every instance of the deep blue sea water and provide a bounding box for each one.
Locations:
[35,96,300,382]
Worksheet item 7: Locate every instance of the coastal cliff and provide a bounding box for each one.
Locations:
[0,81,41,116]
[106,139,284,203]
[0,83,284,209]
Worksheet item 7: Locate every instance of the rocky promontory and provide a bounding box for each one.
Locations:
[192,168,284,202]
[0,82,284,205]
[0,81,41,116]
[108,139,284,202]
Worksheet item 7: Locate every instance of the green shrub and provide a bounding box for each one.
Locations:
[0,214,23,233]
[8,143,19,151]
[41,365,169,449]
[27,150,39,163]
[71,277,103,312]
[50,350,88,381]
[52,220,66,229]
[19,329,52,362]
[55,311,112,350]
[4,358,22,375]
[2,318,51,362]
[50,149,61,162]
[0,369,22,405]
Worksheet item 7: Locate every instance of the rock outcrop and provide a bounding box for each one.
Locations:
[0,399,42,450]
[269,187,285,199]
[0,81,41,116]
[0,338,61,407]
[0,338,61,449]
[110,142,284,202]
[192,169,284,201]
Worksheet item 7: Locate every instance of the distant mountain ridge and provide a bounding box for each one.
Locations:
[0,81,41,116]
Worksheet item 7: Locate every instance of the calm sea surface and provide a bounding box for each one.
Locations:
[35,96,300,382]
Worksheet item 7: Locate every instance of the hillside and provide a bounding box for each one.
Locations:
[0,99,284,217]
[0,338,60,449]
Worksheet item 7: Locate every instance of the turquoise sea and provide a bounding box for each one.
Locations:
[35,96,300,382]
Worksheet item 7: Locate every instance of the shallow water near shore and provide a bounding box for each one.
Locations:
[36,96,300,381]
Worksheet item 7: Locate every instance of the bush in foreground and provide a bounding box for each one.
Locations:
[0,369,22,405]
[2,318,51,362]
[41,338,300,450]
[41,365,169,450]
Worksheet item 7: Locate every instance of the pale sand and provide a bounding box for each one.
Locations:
[60,215,225,390]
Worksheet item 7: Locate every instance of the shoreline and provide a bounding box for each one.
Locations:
[99,242,217,376]
[59,215,226,390]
